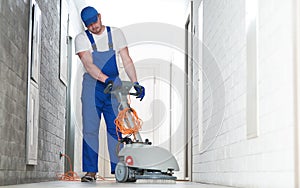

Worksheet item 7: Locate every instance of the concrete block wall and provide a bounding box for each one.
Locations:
[192,0,296,187]
[36,0,65,183]
[0,0,66,185]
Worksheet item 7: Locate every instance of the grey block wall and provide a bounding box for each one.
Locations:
[0,0,66,185]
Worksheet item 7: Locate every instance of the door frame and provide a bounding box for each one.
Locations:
[294,0,300,186]
[64,36,74,172]
[184,1,193,181]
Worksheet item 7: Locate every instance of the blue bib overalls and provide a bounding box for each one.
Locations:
[81,26,121,174]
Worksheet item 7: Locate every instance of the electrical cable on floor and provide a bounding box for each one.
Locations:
[57,153,106,181]
[57,153,80,181]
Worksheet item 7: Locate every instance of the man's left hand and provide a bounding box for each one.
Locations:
[133,82,145,101]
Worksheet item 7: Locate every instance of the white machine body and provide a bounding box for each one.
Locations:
[119,143,179,172]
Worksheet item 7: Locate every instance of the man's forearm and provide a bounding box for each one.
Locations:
[86,63,108,82]
[78,51,108,82]
[124,62,138,83]
[120,47,138,82]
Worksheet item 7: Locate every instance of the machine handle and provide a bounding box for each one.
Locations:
[103,81,139,96]
[129,92,139,96]
[104,83,113,94]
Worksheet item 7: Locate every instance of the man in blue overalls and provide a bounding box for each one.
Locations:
[75,6,145,182]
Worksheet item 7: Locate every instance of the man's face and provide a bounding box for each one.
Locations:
[87,14,102,34]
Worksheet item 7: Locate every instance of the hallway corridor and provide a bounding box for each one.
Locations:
[1,0,300,187]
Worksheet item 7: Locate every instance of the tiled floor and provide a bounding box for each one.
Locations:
[2,180,236,188]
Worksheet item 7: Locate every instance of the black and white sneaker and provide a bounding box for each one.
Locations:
[81,173,96,182]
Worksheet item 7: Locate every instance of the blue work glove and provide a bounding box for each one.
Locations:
[133,82,145,101]
[105,76,122,89]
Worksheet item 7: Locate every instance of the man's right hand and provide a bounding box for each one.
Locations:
[104,76,122,88]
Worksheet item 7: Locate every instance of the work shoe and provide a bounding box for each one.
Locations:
[81,172,96,182]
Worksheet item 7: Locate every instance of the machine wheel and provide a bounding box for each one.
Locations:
[115,162,128,182]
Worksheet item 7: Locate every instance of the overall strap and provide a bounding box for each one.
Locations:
[106,26,113,50]
[85,30,97,51]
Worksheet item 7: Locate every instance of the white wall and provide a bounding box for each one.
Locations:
[84,0,187,27]
[192,0,296,187]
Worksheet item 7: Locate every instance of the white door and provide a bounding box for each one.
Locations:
[133,60,185,180]
[131,62,170,149]
[129,65,156,144]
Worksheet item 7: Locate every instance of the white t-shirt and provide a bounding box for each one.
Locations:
[75,26,127,54]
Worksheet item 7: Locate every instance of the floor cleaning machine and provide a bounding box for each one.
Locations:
[104,81,179,183]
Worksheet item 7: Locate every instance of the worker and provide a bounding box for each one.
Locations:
[75,6,145,182]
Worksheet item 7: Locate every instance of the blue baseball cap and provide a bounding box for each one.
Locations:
[81,6,99,27]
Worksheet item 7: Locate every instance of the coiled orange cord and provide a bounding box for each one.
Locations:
[57,153,106,181]
[114,106,143,141]
[57,153,81,181]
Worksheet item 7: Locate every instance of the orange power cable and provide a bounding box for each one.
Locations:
[114,106,143,141]
[57,153,106,181]
[57,153,81,181]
